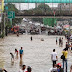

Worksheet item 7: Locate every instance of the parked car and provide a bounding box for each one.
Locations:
[30,30,39,35]
[11,26,25,34]
[19,28,25,34]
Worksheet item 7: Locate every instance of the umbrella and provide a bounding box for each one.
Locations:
[63,25,70,28]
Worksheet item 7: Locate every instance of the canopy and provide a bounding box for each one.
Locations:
[63,25,70,28]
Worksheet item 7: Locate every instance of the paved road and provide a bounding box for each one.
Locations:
[0,34,72,72]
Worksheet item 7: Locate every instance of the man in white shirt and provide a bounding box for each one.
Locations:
[51,49,58,67]
[19,65,26,72]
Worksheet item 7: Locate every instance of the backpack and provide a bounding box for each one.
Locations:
[61,54,65,60]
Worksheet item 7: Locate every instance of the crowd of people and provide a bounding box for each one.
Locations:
[50,48,68,72]
[56,37,63,47]
[49,35,72,72]
[1,35,72,72]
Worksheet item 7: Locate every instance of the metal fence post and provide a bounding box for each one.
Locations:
[4,16,5,37]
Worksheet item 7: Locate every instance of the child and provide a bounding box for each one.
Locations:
[15,49,18,59]
[10,53,14,62]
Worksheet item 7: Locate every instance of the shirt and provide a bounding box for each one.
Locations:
[19,49,23,54]
[62,51,68,59]
[56,37,58,40]
[19,69,26,72]
[51,52,57,61]
[49,67,57,72]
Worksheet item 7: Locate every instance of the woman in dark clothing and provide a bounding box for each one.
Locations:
[30,36,32,41]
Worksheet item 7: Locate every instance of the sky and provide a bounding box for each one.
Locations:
[15,3,58,10]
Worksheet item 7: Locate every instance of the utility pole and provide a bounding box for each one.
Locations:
[1,0,2,35]
[69,24,70,36]
[19,3,21,11]
[69,0,70,14]
[4,15,5,36]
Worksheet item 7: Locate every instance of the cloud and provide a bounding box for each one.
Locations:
[15,3,35,10]
[15,3,58,10]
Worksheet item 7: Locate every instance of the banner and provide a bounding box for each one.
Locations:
[43,18,57,27]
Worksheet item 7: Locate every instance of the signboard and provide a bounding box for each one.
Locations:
[5,6,8,10]
[7,11,15,18]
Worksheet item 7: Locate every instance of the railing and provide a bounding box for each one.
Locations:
[4,0,72,3]
[15,10,72,17]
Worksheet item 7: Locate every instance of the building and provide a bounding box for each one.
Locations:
[58,3,72,11]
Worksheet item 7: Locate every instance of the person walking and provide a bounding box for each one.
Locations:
[15,49,18,59]
[30,36,32,41]
[56,37,58,45]
[17,31,19,37]
[61,37,63,47]
[59,37,61,47]
[25,66,32,72]
[10,53,14,62]
[19,47,23,60]
[62,49,68,72]
[62,37,63,44]
[67,36,70,43]
[65,42,69,51]
[51,49,58,67]
[19,65,26,72]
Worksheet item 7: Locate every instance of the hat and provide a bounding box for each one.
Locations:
[57,63,61,67]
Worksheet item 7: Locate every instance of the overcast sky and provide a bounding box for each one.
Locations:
[15,3,58,10]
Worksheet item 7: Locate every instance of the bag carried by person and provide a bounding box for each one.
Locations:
[61,54,65,60]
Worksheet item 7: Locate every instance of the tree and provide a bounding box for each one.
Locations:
[4,3,22,26]
[32,4,52,23]
[38,3,52,13]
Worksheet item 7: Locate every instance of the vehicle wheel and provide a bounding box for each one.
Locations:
[22,33,23,34]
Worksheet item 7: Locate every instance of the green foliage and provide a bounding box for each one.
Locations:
[33,4,52,15]
[4,3,18,13]
[38,4,52,12]
[4,3,22,26]
[32,4,52,23]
